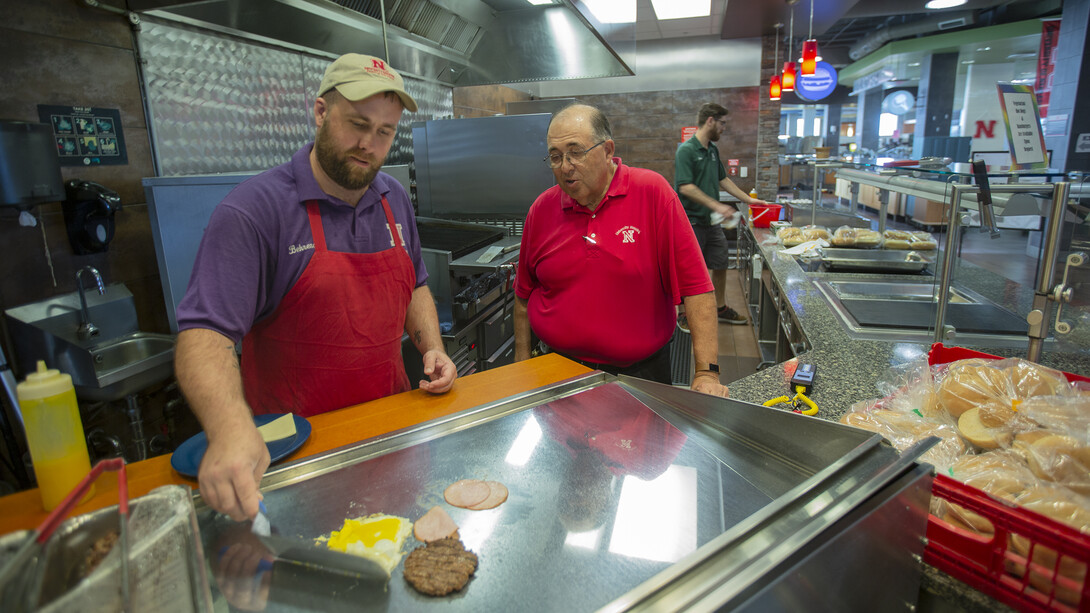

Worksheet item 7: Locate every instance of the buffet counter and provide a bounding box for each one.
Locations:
[729,222,1090,612]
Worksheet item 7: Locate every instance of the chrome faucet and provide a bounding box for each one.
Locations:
[76,266,105,341]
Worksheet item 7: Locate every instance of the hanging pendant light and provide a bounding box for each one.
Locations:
[769,23,782,101]
[782,62,796,91]
[782,8,796,92]
[801,0,818,75]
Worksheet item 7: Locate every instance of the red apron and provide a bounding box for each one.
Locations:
[241,197,414,417]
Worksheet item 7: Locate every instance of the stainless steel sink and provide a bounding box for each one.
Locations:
[79,333,176,401]
[4,285,177,401]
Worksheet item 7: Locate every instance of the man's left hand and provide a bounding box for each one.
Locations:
[690,373,729,398]
[419,349,457,393]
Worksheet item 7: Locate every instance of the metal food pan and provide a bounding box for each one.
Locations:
[821,248,932,272]
[0,485,211,613]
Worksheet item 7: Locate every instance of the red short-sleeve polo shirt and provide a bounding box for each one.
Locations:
[515,159,712,366]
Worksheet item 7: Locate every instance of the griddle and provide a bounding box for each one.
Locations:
[839,299,1028,335]
[416,219,505,260]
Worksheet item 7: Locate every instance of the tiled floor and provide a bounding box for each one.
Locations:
[716,197,1045,385]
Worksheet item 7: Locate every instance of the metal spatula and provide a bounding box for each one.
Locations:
[250,501,387,581]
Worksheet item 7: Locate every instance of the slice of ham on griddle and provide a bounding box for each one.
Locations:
[468,481,509,510]
[414,505,460,542]
[444,479,491,508]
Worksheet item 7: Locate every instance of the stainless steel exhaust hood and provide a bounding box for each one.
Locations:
[128,0,635,86]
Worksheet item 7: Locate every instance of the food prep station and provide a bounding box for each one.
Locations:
[218,373,930,611]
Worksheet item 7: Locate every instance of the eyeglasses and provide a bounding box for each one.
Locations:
[544,140,606,168]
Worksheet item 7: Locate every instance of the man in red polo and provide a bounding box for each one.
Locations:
[514,104,728,397]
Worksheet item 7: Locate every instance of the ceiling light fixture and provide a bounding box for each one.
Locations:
[525,0,553,5]
[924,0,968,9]
[800,0,818,75]
[582,0,636,23]
[770,23,782,101]
[650,0,710,20]
[782,5,796,92]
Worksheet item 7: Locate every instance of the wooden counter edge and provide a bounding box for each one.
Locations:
[0,354,591,534]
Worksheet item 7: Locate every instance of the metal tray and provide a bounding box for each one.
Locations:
[820,247,932,272]
[197,374,933,612]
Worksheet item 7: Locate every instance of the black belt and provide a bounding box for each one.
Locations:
[554,341,670,373]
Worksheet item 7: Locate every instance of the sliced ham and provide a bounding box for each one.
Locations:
[468,481,509,510]
[414,505,460,543]
[444,479,491,508]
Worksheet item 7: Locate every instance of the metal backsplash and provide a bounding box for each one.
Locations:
[138,18,453,176]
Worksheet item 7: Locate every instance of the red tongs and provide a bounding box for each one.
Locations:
[0,458,131,611]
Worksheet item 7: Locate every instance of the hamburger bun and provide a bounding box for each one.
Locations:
[958,407,1014,449]
[1006,487,1090,604]
[840,409,966,469]
[937,361,1013,418]
[943,451,1037,534]
[1019,433,1090,496]
[1007,360,1071,400]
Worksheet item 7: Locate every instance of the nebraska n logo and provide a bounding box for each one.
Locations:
[372,59,386,70]
[615,225,641,243]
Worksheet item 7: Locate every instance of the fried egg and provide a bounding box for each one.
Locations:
[323,513,413,575]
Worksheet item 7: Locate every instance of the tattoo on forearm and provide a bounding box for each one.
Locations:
[413,330,422,345]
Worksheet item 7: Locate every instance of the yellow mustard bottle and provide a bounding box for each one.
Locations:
[16,360,94,511]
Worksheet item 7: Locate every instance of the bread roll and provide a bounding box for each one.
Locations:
[1019,433,1090,496]
[855,229,881,247]
[777,226,804,247]
[840,409,966,469]
[937,361,1013,418]
[1006,486,1090,605]
[944,451,1037,534]
[801,226,830,241]
[831,226,857,247]
[958,407,1013,449]
[908,231,938,250]
[1006,360,1071,400]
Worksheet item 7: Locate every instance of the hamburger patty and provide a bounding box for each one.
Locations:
[403,537,478,596]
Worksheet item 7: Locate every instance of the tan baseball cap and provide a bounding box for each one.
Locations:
[317,53,418,112]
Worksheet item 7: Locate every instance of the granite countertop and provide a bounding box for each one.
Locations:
[725,226,1090,414]
[723,224,1089,612]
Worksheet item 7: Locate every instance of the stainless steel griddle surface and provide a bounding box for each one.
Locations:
[201,383,781,611]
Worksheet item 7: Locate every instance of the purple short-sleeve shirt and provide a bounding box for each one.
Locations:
[175,144,427,344]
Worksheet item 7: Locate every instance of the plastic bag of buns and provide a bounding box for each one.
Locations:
[1004,485,1090,605]
[799,225,831,242]
[776,226,804,247]
[830,226,882,248]
[936,450,1040,535]
[840,406,966,473]
[909,231,937,250]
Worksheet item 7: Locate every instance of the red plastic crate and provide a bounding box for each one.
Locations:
[924,343,1090,611]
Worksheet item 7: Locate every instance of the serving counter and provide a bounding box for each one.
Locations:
[0,353,936,612]
[731,221,1090,612]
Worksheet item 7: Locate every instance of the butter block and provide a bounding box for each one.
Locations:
[258,414,297,442]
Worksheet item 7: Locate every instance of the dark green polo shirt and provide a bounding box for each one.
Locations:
[675,136,726,226]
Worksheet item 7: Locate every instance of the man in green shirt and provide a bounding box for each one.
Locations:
[675,102,767,326]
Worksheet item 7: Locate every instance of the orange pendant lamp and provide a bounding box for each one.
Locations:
[769,23,782,100]
[782,9,795,92]
[801,0,819,75]
[782,62,796,92]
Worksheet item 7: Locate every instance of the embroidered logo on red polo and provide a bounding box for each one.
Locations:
[616,225,641,244]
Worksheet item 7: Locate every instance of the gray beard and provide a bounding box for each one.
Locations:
[314,123,382,192]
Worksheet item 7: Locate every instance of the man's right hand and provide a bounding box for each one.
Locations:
[198,423,271,521]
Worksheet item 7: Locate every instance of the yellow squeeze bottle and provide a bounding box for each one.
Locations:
[16,361,94,511]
